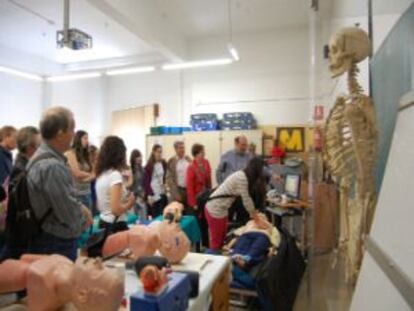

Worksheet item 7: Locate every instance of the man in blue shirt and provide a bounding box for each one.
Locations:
[0,126,17,191]
[216,135,253,226]
[216,135,252,184]
[0,126,17,247]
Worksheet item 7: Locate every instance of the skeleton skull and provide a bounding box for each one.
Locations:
[329,27,371,78]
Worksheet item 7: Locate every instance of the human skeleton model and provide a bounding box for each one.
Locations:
[0,254,124,311]
[324,27,378,283]
[103,202,190,264]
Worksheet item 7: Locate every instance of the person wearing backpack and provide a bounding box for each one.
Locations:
[10,107,92,261]
[205,157,265,252]
[0,126,41,260]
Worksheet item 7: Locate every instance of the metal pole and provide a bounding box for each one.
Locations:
[368,0,373,96]
[307,2,318,309]
[63,0,70,45]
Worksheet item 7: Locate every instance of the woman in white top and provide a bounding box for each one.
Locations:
[95,136,135,231]
[205,157,265,250]
[144,144,167,218]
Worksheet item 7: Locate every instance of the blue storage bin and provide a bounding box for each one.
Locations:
[130,272,191,311]
[223,112,255,123]
[190,113,217,122]
[168,127,183,134]
[191,120,218,131]
[221,119,257,130]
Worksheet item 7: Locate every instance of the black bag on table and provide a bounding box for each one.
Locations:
[83,216,127,258]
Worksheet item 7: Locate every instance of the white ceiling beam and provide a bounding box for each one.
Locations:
[64,52,167,72]
[85,0,187,62]
[0,44,64,76]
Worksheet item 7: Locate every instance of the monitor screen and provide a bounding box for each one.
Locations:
[284,174,301,199]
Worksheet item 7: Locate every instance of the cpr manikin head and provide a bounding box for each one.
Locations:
[163,201,184,222]
[70,257,124,311]
[150,220,190,264]
[329,26,371,77]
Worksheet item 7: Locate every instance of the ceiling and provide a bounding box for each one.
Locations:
[0,0,155,64]
[0,0,313,74]
[155,0,309,38]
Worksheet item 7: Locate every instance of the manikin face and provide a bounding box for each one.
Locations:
[175,144,185,158]
[71,257,124,311]
[81,134,89,149]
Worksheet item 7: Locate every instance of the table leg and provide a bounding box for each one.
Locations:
[211,265,230,311]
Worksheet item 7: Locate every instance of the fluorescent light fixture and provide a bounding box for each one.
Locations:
[162,58,233,70]
[0,66,43,81]
[47,72,102,82]
[227,43,240,61]
[106,66,155,76]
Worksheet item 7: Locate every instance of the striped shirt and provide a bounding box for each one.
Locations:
[27,142,86,239]
[206,171,255,218]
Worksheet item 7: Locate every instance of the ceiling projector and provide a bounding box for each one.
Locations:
[56,28,92,50]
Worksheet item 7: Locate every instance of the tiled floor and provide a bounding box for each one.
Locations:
[293,252,354,311]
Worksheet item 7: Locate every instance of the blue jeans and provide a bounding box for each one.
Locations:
[27,231,78,261]
[78,193,93,212]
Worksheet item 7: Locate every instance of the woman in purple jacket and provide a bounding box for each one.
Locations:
[144,144,168,218]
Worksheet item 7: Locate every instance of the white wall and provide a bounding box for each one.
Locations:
[107,70,183,126]
[183,27,311,125]
[106,27,312,128]
[48,77,107,146]
[0,72,43,128]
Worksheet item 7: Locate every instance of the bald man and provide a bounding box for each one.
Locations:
[216,135,252,184]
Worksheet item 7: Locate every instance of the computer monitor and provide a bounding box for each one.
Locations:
[284,174,301,199]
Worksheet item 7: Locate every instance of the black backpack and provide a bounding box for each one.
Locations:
[5,153,54,247]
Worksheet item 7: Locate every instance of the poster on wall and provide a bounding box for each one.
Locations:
[276,127,305,153]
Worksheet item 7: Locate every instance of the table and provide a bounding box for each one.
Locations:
[120,252,231,311]
[266,198,309,254]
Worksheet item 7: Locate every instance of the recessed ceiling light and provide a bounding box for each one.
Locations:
[106,66,156,76]
[46,72,101,82]
[0,66,43,81]
[162,58,233,70]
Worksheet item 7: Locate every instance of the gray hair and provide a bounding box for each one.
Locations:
[174,140,185,149]
[40,106,73,140]
[17,126,39,153]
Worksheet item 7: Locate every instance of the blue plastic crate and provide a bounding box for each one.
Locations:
[223,112,255,123]
[168,127,183,134]
[150,126,168,135]
[191,120,218,131]
[130,272,191,311]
